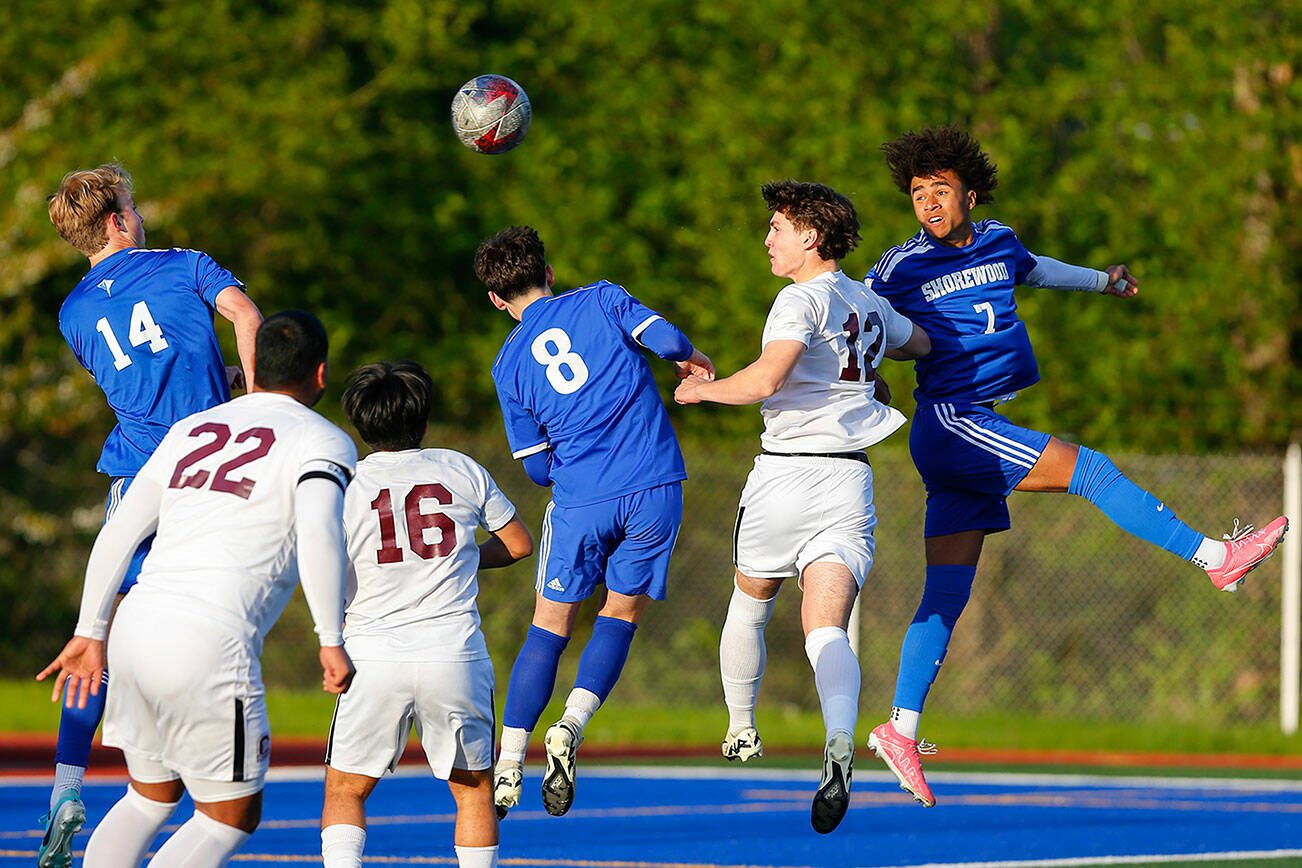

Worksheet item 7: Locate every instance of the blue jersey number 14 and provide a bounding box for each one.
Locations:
[95,300,170,371]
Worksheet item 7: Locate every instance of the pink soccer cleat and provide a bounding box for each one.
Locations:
[1205,516,1289,592]
[868,721,937,807]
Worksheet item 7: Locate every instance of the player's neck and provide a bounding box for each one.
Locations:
[789,259,838,284]
[508,287,553,321]
[87,240,136,268]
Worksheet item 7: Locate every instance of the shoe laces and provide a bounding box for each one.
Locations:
[916,738,939,757]
[1223,518,1256,543]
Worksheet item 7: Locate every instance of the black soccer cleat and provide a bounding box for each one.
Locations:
[811,731,854,834]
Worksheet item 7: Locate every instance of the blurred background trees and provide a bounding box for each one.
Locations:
[1,0,1297,676]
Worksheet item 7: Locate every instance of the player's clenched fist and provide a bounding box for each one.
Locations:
[319,645,355,694]
[675,375,709,404]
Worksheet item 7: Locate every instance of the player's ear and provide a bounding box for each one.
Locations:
[487,291,508,312]
[314,361,327,391]
[545,264,554,289]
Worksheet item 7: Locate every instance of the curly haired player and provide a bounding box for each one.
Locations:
[861,126,1288,808]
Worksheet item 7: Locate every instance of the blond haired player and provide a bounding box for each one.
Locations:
[675,180,930,834]
[320,361,533,868]
[39,310,356,868]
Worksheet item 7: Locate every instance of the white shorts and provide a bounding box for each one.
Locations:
[326,658,495,780]
[733,453,878,586]
[104,596,270,789]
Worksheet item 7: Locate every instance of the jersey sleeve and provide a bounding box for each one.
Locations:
[494,379,550,460]
[475,463,518,532]
[189,249,246,307]
[598,281,675,345]
[1008,233,1040,284]
[298,425,357,492]
[870,291,918,350]
[762,286,820,347]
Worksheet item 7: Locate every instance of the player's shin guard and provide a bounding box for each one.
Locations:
[52,670,108,794]
[719,583,776,731]
[573,616,637,705]
[147,811,251,867]
[502,626,570,733]
[321,823,366,867]
[892,564,976,714]
[1068,447,1202,560]
[82,785,179,866]
[804,626,859,738]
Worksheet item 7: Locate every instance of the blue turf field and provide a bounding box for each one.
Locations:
[2,765,1302,866]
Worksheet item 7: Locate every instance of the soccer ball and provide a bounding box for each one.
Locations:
[450,74,532,154]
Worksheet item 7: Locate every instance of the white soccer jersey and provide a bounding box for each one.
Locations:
[130,391,357,646]
[341,448,516,663]
[760,270,915,452]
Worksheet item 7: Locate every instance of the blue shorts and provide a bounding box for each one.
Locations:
[535,482,683,603]
[910,402,1051,538]
[107,477,153,593]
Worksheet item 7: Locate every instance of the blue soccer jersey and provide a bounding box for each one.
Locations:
[867,220,1039,403]
[491,280,687,507]
[59,247,243,477]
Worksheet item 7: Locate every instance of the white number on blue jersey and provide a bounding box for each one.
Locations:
[95,301,170,370]
[531,327,590,395]
[973,302,996,334]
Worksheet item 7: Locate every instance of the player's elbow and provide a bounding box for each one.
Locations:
[501,519,535,561]
[896,325,931,360]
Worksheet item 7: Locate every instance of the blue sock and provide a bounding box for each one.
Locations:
[1068,447,1202,560]
[892,566,976,711]
[54,670,108,768]
[502,626,569,731]
[574,616,638,702]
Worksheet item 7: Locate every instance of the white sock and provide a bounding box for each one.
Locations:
[83,785,179,866]
[720,582,776,731]
[498,727,529,766]
[1192,537,1226,570]
[562,687,602,734]
[321,823,367,868]
[146,810,251,867]
[890,707,921,740]
[51,763,85,808]
[804,626,860,740]
[455,843,499,867]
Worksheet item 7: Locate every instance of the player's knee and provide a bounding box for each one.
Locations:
[199,792,262,833]
[447,767,494,801]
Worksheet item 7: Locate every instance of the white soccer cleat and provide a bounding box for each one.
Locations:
[721,726,764,763]
[493,761,523,819]
[541,720,582,817]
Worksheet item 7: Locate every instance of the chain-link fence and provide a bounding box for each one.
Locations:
[262,431,1287,730]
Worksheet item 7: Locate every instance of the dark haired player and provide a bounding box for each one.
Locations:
[321,361,532,868]
[38,310,355,867]
[676,180,929,833]
[862,126,1289,808]
[475,226,713,818]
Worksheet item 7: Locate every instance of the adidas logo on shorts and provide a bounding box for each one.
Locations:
[547,577,565,592]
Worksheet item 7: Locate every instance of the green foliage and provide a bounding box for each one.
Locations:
[0,1,1296,733]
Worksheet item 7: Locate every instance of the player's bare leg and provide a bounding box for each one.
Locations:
[720,571,779,763]
[1019,436,1289,590]
[800,562,860,833]
[321,767,378,867]
[495,595,582,817]
[448,767,499,867]
[82,777,183,866]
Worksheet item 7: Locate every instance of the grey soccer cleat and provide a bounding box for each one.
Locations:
[493,761,523,819]
[811,730,854,834]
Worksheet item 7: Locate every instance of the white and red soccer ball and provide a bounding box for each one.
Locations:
[451,74,531,154]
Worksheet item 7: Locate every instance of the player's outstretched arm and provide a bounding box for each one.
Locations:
[39,476,164,708]
[674,340,803,406]
[479,515,535,569]
[215,286,263,390]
